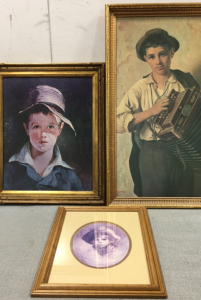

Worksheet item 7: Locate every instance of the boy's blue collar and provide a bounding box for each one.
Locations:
[9,143,72,178]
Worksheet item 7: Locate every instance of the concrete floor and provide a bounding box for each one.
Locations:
[0,205,200,300]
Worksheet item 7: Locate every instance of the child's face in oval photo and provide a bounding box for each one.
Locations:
[23,112,64,154]
[144,46,174,76]
[94,235,110,249]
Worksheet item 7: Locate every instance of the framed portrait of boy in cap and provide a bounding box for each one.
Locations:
[106,3,201,207]
[0,63,105,204]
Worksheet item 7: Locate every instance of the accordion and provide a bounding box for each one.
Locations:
[154,86,201,169]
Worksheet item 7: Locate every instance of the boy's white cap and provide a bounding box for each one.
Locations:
[19,85,75,132]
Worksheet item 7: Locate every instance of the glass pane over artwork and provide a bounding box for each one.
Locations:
[48,211,150,285]
[71,221,131,268]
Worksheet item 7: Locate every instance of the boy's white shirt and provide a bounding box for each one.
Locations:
[116,71,185,140]
[9,143,72,178]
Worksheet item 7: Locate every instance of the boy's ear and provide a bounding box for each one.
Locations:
[170,48,175,58]
[23,123,29,135]
[144,55,148,62]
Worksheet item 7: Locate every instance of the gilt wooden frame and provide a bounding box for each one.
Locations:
[106,3,201,207]
[31,206,166,298]
[0,63,105,204]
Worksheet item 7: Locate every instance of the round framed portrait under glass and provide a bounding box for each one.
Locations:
[71,222,131,268]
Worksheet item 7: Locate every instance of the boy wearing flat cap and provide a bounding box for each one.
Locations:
[117,28,199,197]
[4,85,84,191]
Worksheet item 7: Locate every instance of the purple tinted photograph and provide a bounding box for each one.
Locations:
[71,222,131,268]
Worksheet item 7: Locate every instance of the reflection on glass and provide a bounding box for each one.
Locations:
[71,222,131,268]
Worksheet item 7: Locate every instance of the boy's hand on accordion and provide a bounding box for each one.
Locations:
[150,96,169,116]
[128,96,169,130]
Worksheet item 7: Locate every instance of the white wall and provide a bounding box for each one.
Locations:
[0,0,200,63]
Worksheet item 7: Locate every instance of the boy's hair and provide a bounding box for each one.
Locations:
[21,104,63,128]
[141,35,174,57]
[136,28,179,61]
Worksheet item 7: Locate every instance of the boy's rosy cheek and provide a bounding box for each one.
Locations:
[49,130,59,137]
[30,132,40,140]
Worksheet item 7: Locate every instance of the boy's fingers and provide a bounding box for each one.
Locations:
[161,100,169,105]
[158,99,169,104]
[161,98,169,102]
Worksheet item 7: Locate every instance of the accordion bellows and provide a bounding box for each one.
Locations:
[155,87,201,169]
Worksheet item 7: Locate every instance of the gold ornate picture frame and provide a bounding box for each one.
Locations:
[106,3,201,207]
[0,63,105,204]
[31,206,166,298]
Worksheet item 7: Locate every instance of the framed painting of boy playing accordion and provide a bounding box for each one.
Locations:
[106,3,201,207]
[0,63,105,204]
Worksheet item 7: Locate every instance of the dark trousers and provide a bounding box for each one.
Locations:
[139,140,194,197]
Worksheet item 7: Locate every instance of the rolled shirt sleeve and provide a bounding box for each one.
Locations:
[116,83,141,133]
[116,71,187,140]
